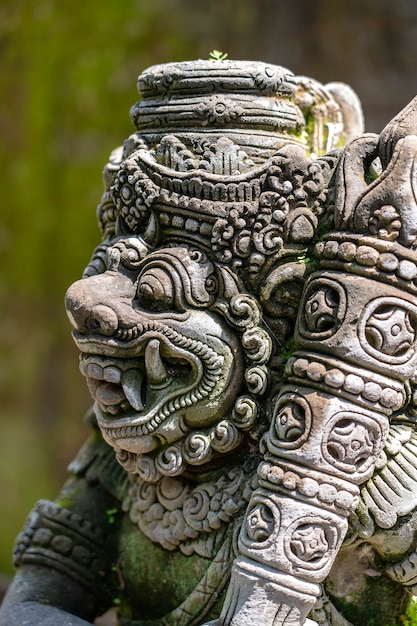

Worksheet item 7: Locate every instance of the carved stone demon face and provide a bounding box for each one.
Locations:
[65,60,363,479]
[66,236,247,476]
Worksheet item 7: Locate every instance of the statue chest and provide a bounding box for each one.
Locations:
[114,515,232,625]
[109,463,254,624]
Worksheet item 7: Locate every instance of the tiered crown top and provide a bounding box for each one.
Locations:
[131,60,305,139]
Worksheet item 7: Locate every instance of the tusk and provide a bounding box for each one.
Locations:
[145,339,171,387]
[121,369,144,411]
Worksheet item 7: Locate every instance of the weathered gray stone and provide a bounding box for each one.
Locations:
[1,58,417,626]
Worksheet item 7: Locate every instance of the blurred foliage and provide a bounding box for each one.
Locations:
[2,0,417,591]
[0,0,203,574]
[0,0,266,577]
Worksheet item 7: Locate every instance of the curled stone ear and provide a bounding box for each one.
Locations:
[333,134,379,230]
[378,95,417,167]
[325,81,365,145]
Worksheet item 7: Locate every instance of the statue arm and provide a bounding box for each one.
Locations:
[0,428,125,625]
[0,565,98,625]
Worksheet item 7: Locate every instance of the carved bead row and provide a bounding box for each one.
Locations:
[258,461,359,514]
[159,211,214,236]
[285,353,404,413]
[315,237,417,289]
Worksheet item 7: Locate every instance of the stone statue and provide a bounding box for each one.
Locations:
[2,59,417,626]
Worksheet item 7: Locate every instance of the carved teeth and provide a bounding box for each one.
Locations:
[87,362,103,379]
[104,366,122,384]
[145,339,171,387]
[81,357,144,413]
[121,369,144,411]
[80,343,174,417]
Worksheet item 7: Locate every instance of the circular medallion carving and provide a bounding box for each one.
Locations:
[299,278,347,339]
[246,503,275,543]
[241,496,279,548]
[322,411,384,477]
[284,515,339,572]
[359,297,417,364]
[269,392,312,450]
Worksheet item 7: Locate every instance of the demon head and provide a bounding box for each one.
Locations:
[65,60,362,481]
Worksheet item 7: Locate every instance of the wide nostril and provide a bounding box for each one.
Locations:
[86,318,101,333]
[65,279,120,336]
[85,305,119,336]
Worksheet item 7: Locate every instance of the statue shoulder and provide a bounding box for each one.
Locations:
[67,407,129,504]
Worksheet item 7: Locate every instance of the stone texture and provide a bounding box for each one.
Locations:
[1,58,417,626]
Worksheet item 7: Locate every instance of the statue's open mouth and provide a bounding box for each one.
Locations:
[79,336,200,438]
[75,327,226,444]
[81,337,193,414]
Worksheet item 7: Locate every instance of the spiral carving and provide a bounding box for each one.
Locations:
[128,482,157,522]
[182,433,213,466]
[228,294,262,328]
[242,327,273,364]
[211,420,243,453]
[155,444,185,476]
[183,488,212,530]
[115,449,138,474]
[136,455,162,483]
[245,365,269,395]
[232,396,258,430]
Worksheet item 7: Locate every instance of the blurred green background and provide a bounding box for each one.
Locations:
[2,0,417,585]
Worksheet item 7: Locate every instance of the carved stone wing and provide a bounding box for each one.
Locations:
[360,424,417,530]
[218,96,417,625]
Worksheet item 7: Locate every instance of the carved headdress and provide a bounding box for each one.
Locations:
[65,61,365,482]
[90,60,363,340]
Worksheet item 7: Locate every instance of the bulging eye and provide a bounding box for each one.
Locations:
[137,268,174,311]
